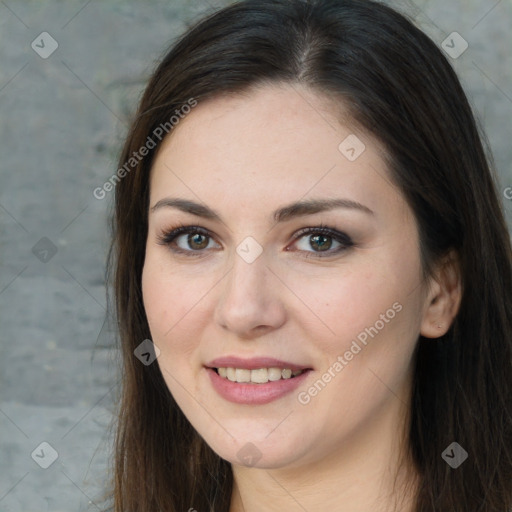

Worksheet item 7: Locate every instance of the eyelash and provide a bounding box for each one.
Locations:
[156,223,354,259]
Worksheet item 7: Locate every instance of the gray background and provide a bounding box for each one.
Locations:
[0,0,511,510]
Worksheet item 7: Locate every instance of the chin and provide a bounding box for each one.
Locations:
[201,428,310,470]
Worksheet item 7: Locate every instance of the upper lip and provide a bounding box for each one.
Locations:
[206,356,312,372]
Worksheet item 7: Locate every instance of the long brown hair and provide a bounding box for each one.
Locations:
[105,1,512,510]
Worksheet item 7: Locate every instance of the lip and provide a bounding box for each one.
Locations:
[206,367,312,405]
[205,356,312,372]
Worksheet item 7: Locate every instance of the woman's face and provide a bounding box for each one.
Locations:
[142,84,431,470]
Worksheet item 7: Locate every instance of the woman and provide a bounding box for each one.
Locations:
[106,0,512,510]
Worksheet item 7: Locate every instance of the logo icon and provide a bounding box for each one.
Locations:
[31,32,59,59]
[236,236,263,264]
[134,339,161,366]
[442,442,468,468]
[236,442,263,467]
[31,441,59,469]
[441,32,468,59]
[338,134,366,161]
[32,237,58,263]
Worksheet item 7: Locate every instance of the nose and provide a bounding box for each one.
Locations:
[214,249,287,339]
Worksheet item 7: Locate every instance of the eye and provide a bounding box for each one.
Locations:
[289,225,354,258]
[157,223,354,259]
[156,225,220,256]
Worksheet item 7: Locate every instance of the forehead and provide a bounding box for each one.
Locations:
[149,84,400,222]
[156,84,357,169]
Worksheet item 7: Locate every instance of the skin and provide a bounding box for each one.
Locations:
[141,84,461,512]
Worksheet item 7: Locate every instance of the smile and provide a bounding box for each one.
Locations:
[206,367,312,405]
[214,367,306,384]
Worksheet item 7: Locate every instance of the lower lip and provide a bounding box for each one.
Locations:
[206,367,311,405]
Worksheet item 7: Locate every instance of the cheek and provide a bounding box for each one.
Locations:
[304,253,423,387]
[141,257,203,402]
[141,257,192,361]
[142,252,203,336]
[142,260,171,337]
[300,266,402,348]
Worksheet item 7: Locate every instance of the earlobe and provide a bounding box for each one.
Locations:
[420,251,462,339]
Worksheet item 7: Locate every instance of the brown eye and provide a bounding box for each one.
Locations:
[186,232,210,250]
[290,226,354,258]
[157,225,220,256]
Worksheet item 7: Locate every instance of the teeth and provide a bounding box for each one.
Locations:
[251,368,269,384]
[215,367,305,384]
[235,368,251,383]
[281,369,292,379]
[268,367,282,381]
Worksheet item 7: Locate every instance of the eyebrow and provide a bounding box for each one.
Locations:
[150,197,374,223]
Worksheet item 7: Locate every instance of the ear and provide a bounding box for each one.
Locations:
[420,250,462,339]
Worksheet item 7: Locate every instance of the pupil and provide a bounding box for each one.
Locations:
[189,233,208,249]
[311,234,331,251]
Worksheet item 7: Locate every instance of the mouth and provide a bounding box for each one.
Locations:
[205,364,313,405]
[204,356,313,404]
[210,366,310,384]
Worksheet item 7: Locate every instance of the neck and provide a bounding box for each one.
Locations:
[229,391,419,512]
